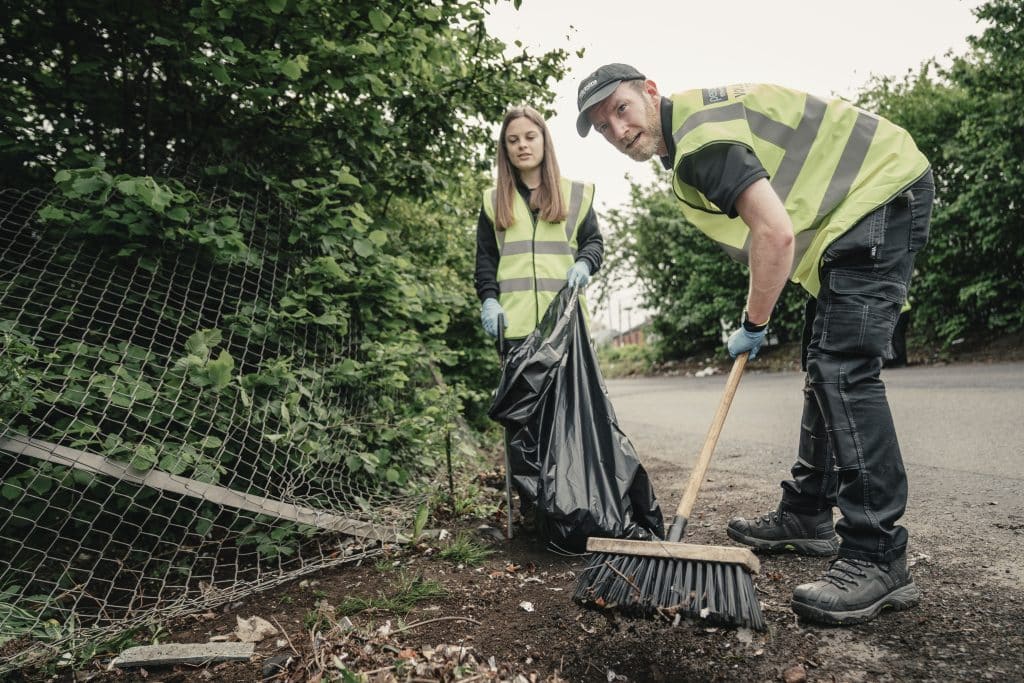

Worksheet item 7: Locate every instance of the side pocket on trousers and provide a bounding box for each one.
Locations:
[820,271,905,356]
[908,189,932,252]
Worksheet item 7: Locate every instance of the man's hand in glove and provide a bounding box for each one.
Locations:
[727,327,767,359]
[566,260,591,288]
[480,298,507,338]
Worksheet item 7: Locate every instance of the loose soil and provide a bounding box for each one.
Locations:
[23,339,1024,683]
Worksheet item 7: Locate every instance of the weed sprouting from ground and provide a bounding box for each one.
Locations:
[437,532,495,567]
[336,573,445,616]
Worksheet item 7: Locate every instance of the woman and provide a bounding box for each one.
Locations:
[474,105,603,348]
[474,105,605,537]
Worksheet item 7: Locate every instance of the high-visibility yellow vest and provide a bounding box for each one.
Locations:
[668,85,930,295]
[483,178,594,339]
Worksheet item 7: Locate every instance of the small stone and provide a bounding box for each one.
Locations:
[782,663,807,683]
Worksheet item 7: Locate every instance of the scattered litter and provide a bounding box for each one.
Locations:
[782,663,807,683]
[234,615,277,643]
[908,552,931,567]
[519,601,535,612]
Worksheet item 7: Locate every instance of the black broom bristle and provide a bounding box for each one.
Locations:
[573,551,766,631]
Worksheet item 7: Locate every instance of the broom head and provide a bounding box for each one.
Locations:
[573,537,766,631]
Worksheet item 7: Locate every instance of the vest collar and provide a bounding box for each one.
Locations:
[658,96,675,171]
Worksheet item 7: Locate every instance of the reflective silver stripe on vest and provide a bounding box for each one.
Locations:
[500,277,566,293]
[674,102,745,143]
[813,112,878,228]
[500,240,574,257]
[490,191,507,251]
[760,96,828,203]
[563,181,585,242]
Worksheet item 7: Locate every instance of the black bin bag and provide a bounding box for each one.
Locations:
[488,287,665,552]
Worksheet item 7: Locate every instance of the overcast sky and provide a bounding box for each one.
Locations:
[484,0,987,329]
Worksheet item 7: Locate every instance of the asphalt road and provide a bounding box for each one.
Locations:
[604,360,1024,587]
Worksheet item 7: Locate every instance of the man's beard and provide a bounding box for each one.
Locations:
[623,102,660,162]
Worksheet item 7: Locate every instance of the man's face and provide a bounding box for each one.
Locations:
[586,81,663,162]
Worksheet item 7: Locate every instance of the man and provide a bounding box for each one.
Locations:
[576,64,933,626]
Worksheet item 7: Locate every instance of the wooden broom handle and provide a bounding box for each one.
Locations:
[674,352,748,519]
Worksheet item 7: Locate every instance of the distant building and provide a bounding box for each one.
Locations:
[612,319,651,347]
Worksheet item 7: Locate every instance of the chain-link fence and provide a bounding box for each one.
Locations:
[0,180,434,673]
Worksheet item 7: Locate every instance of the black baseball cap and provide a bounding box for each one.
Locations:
[576,63,645,137]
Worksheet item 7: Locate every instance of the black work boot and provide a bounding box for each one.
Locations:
[791,554,920,625]
[726,507,839,556]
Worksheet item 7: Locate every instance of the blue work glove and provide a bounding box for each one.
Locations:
[480,298,507,338]
[726,326,767,360]
[566,260,591,288]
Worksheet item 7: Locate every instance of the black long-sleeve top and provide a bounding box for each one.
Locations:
[474,179,604,302]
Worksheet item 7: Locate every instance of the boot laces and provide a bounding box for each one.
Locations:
[754,510,782,528]
[822,558,876,590]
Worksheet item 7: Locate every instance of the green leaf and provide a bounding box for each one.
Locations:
[210,63,230,84]
[194,518,213,537]
[368,229,387,246]
[368,9,392,31]
[335,170,360,186]
[412,503,429,540]
[353,239,373,257]
[279,59,303,80]
[199,436,223,450]
[167,206,190,222]
[130,444,158,471]
[159,452,189,476]
[206,349,235,390]
[36,205,67,221]
[72,176,107,195]
[417,6,441,21]
[266,0,287,13]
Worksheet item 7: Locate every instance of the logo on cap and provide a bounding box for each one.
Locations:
[580,78,599,97]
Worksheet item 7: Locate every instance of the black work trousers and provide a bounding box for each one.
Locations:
[783,170,934,563]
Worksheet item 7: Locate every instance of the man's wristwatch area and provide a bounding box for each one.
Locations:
[742,309,770,333]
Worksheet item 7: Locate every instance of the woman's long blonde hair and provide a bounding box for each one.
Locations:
[493,105,567,230]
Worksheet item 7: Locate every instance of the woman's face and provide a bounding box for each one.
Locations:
[504,117,544,176]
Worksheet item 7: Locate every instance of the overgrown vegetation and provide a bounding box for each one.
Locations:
[0,0,565,522]
[0,0,564,670]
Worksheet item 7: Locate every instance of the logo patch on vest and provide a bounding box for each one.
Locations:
[702,87,729,105]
